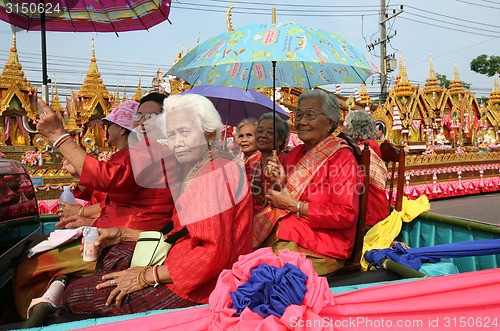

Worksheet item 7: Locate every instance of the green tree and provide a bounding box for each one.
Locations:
[470,54,500,77]
[436,73,471,89]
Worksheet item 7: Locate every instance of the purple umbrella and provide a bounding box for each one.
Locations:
[180,85,290,127]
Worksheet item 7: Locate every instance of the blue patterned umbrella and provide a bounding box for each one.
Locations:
[167,22,378,89]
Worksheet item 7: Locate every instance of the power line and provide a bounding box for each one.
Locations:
[399,16,499,38]
[404,4,500,30]
[452,0,500,9]
[404,11,500,35]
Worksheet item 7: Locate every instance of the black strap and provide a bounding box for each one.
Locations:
[165,227,189,245]
[160,221,174,235]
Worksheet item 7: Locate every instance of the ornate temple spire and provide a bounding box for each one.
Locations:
[122,77,127,102]
[0,31,31,90]
[175,46,184,63]
[489,72,500,105]
[78,37,111,99]
[114,75,121,107]
[394,58,413,98]
[395,50,403,85]
[133,66,143,101]
[227,2,234,32]
[423,54,442,94]
[449,60,466,96]
[359,84,372,107]
[50,73,64,116]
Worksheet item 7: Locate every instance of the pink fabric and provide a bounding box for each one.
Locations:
[102,100,138,131]
[4,116,11,141]
[76,249,500,331]
[15,116,27,138]
[391,176,500,203]
[38,199,91,214]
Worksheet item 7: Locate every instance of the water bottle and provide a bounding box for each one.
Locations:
[83,227,99,262]
[59,185,75,204]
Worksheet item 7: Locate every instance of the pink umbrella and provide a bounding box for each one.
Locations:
[0,0,172,102]
[0,0,172,33]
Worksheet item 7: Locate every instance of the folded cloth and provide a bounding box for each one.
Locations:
[28,227,86,258]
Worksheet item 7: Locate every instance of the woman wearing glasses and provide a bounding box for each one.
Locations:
[255,89,361,276]
[249,113,290,214]
[15,95,176,319]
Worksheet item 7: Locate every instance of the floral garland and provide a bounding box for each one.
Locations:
[0,152,5,158]
[98,151,113,162]
[21,151,42,167]
[33,182,77,193]
[388,163,500,180]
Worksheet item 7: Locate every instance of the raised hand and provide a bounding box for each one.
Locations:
[36,99,66,143]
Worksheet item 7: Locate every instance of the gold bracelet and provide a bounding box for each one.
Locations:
[78,206,85,217]
[140,266,155,287]
[136,270,144,288]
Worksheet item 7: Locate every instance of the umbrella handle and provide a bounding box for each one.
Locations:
[22,116,39,134]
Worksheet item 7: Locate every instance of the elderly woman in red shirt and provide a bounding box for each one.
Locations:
[61,93,253,315]
[343,110,389,228]
[255,89,362,277]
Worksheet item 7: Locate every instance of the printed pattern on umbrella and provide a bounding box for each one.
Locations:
[169,22,379,89]
[0,0,171,32]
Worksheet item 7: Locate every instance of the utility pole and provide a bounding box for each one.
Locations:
[380,0,387,104]
[367,3,403,103]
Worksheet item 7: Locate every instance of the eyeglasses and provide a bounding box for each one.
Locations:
[132,112,159,121]
[294,110,323,122]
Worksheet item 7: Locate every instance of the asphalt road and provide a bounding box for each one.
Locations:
[428,192,500,225]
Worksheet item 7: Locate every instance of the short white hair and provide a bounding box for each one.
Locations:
[160,93,222,142]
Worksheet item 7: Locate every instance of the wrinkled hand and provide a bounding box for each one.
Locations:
[95,227,124,250]
[97,267,145,308]
[57,201,81,218]
[265,187,296,211]
[57,155,80,179]
[36,99,66,143]
[55,214,93,229]
[264,158,286,188]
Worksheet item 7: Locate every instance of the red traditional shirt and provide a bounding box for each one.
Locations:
[79,149,174,231]
[360,139,389,226]
[277,145,361,259]
[165,157,253,303]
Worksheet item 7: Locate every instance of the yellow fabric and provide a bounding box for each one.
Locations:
[360,195,430,271]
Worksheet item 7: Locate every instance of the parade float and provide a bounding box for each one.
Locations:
[0,34,143,213]
[1,29,500,213]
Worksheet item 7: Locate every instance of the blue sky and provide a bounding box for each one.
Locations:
[0,0,499,100]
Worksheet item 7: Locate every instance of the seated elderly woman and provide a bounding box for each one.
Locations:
[16,96,174,319]
[61,93,253,315]
[235,118,260,179]
[343,110,389,227]
[249,113,290,211]
[255,89,362,276]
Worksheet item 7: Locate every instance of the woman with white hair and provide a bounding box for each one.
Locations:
[343,110,389,227]
[256,89,362,277]
[62,94,253,315]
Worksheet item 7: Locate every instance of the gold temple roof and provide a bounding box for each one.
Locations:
[448,61,466,96]
[489,72,500,105]
[394,59,413,98]
[423,55,442,94]
[78,38,111,99]
[0,31,31,92]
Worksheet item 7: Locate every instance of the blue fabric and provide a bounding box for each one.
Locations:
[230,263,308,318]
[366,239,500,271]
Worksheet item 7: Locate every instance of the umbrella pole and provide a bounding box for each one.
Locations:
[272,60,276,151]
[40,0,49,106]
